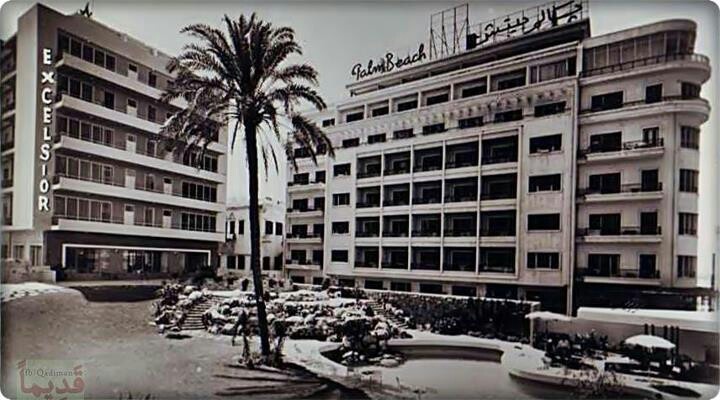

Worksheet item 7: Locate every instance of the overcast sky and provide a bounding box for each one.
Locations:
[1,0,718,284]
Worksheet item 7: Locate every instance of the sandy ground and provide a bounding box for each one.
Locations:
[0,288,283,399]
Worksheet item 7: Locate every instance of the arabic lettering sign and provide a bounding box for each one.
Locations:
[468,0,587,50]
[17,359,86,400]
[350,43,428,81]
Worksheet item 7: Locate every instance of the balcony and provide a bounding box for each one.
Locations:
[54,95,225,154]
[1,139,13,152]
[578,267,661,285]
[285,259,322,271]
[412,196,441,205]
[356,230,380,238]
[576,226,662,244]
[56,53,186,108]
[579,139,664,162]
[357,200,381,209]
[286,232,323,244]
[578,183,663,203]
[411,229,441,237]
[51,215,223,242]
[478,264,515,274]
[414,148,443,173]
[580,53,710,78]
[52,174,224,212]
[288,180,325,193]
[53,135,224,183]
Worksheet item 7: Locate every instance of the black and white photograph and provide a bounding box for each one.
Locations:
[0,0,718,398]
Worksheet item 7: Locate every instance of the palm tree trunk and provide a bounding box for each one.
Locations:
[243,120,271,358]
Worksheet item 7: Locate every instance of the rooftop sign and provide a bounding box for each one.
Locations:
[467,0,588,50]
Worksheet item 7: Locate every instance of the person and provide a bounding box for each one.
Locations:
[231,309,249,347]
[241,278,250,292]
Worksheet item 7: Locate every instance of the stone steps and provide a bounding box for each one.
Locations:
[367,300,408,329]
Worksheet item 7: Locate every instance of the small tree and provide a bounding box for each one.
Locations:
[161,14,332,360]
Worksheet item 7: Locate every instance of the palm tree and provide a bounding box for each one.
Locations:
[160,13,333,359]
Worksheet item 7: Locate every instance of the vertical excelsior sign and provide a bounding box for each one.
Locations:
[38,47,54,212]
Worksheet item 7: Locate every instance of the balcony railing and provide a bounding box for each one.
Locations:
[581,94,704,115]
[444,194,477,203]
[579,138,664,157]
[51,214,220,233]
[444,229,475,237]
[411,229,440,237]
[446,159,478,169]
[287,206,323,213]
[357,170,381,179]
[480,229,515,236]
[412,196,441,205]
[578,182,663,196]
[382,261,408,269]
[383,198,410,207]
[581,53,710,78]
[578,267,660,280]
[1,140,14,151]
[413,162,442,173]
[411,262,440,270]
[357,201,381,208]
[384,166,411,176]
[355,261,379,268]
[356,230,380,237]
[444,263,475,272]
[480,192,516,201]
[478,265,515,273]
[481,154,517,165]
[577,226,662,237]
[382,230,409,237]
[2,178,12,188]
[286,259,322,267]
[286,232,323,239]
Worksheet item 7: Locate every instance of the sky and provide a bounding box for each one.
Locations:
[1,0,718,285]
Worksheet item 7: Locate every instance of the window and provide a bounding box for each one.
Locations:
[529,134,562,153]
[322,118,335,127]
[237,220,245,234]
[681,126,700,149]
[397,99,418,112]
[128,63,138,74]
[127,98,137,109]
[491,68,526,91]
[331,250,348,262]
[527,252,560,269]
[494,109,523,123]
[528,214,560,231]
[12,245,23,259]
[422,123,445,135]
[181,181,217,202]
[393,129,414,139]
[227,255,237,269]
[265,220,274,235]
[460,82,487,98]
[148,72,158,88]
[529,57,575,83]
[333,193,350,206]
[534,101,566,117]
[459,116,483,129]
[529,174,561,192]
[681,82,700,99]
[30,245,42,266]
[148,105,157,122]
[333,163,351,177]
[315,171,326,183]
[237,255,246,269]
[332,222,349,234]
[677,256,697,278]
[680,169,699,193]
[275,222,283,236]
[426,93,449,106]
[371,106,389,117]
[591,91,623,111]
[679,213,697,235]
[342,138,359,148]
[345,111,364,123]
[390,281,411,292]
[645,84,662,103]
[262,256,270,270]
[368,133,386,144]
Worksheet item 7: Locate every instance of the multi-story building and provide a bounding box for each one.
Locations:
[0,4,227,279]
[285,8,710,312]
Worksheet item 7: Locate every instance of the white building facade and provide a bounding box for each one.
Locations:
[284,15,710,313]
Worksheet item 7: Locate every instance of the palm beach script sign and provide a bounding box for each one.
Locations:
[350,43,427,81]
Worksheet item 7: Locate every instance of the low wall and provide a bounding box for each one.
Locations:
[1,260,56,283]
[547,318,718,362]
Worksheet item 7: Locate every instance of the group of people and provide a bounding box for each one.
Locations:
[374,292,533,339]
[534,331,610,366]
